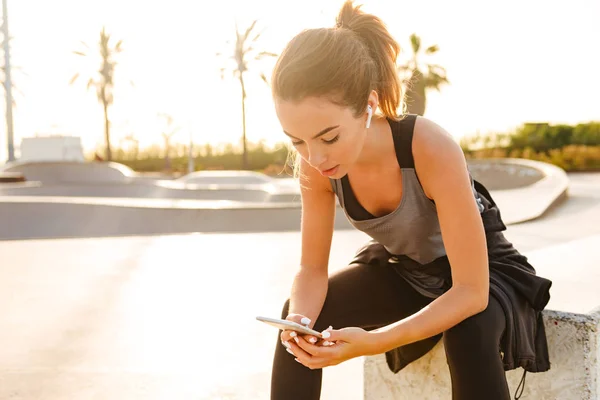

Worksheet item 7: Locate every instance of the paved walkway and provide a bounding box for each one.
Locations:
[0,173,598,400]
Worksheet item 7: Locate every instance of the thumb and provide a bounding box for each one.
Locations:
[320,326,348,343]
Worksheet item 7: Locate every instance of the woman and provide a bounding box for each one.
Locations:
[269,2,552,399]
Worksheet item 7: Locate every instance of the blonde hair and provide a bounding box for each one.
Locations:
[272,0,405,177]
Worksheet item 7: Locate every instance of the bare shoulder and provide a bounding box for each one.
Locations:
[412,116,464,160]
[411,116,471,198]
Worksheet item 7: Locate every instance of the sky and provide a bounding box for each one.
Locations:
[1,0,599,160]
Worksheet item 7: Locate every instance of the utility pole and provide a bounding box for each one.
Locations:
[2,0,14,162]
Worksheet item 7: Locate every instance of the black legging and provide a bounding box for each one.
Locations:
[270,260,510,400]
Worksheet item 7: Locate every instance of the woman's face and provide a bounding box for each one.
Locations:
[274,96,370,179]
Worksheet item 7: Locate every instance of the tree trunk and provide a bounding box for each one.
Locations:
[164,135,171,171]
[405,69,427,116]
[102,97,112,161]
[239,75,248,170]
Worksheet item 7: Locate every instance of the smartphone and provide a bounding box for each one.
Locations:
[256,316,323,338]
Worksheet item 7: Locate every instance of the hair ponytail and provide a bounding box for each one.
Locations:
[335,1,404,118]
[272,0,405,120]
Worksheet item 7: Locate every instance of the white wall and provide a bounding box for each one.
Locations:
[20,136,84,162]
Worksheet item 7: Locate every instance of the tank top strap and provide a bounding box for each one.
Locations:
[389,114,417,169]
[329,177,345,208]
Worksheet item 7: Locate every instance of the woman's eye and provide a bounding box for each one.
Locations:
[291,140,304,146]
[323,135,340,144]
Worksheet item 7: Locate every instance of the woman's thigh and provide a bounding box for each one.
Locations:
[306,261,433,332]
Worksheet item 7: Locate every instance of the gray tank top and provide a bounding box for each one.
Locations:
[329,115,483,266]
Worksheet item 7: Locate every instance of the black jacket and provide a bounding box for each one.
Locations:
[349,180,552,374]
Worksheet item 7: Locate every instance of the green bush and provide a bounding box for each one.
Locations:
[507,122,599,152]
[460,121,600,171]
[465,145,600,172]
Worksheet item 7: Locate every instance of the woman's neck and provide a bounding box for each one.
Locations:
[353,115,394,170]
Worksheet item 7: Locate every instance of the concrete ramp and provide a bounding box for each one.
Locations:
[0,197,351,240]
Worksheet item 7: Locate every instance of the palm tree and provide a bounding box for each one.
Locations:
[398,34,449,116]
[218,20,277,170]
[70,27,124,161]
[2,0,16,162]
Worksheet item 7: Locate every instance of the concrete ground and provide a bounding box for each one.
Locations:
[0,173,598,400]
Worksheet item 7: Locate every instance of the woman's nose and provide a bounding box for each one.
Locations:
[308,149,326,168]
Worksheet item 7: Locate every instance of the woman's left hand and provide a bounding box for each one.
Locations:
[287,326,377,369]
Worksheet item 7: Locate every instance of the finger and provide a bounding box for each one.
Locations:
[320,327,345,344]
[294,335,331,357]
[314,336,334,347]
[289,339,342,370]
[304,335,318,344]
[287,339,313,361]
[296,354,336,370]
[285,314,310,326]
[281,329,297,342]
[280,338,292,350]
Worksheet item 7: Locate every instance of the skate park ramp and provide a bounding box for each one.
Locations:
[0,161,300,203]
[0,158,569,240]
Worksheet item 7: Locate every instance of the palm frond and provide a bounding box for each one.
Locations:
[260,72,270,86]
[251,30,263,43]
[427,65,447,78]
[86,77,95,90]
[425,45,439,54]
[235,22,242,45]
[425,73,449,90]
[243,20,259,42]
[256,51,278,60]
[409,33,421,54]
[69,73,80,85]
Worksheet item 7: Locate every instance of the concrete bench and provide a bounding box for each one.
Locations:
[364,234,600,400]
[365,309,600,399]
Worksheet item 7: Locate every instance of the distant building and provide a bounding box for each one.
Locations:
[19,136,84,162]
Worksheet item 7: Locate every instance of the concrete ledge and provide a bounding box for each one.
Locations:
[364,309,600,399]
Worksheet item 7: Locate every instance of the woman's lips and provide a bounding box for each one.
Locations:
[320,165,339,177]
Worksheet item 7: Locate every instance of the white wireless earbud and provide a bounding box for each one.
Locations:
[366,105,373,129]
